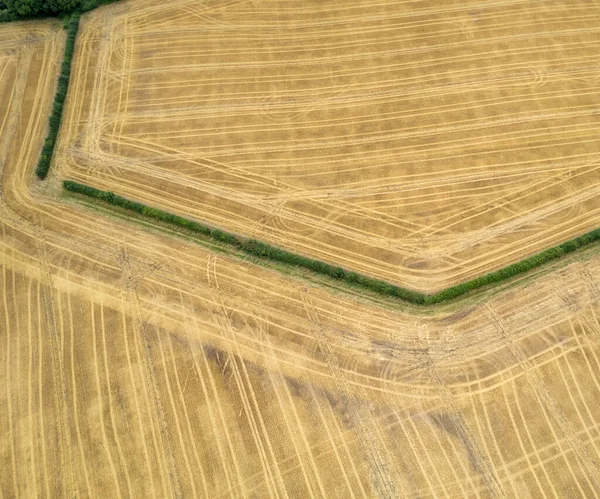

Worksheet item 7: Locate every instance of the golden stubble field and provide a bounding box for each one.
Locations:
[53,0,600,292]
[1,2,600,498]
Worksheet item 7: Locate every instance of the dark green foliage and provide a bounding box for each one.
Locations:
[35,13,79,179]
[63,180,241,244]
[61,181,424,303]
[63,180,599,305]
[79,0,118,12]
[0,8,16,21]
[3,0,80,17]
[0,0,118,18]
[424,228,600,304]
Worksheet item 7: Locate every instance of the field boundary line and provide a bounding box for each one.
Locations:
[34,13,79,179]
[62,180,600,306]
[0,0,122,178]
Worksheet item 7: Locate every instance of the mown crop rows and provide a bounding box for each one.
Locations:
[2,1,600,497]
[55,0,600,292]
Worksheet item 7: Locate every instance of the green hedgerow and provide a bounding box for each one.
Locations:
[36,13,80,179]
[62,180,599,306]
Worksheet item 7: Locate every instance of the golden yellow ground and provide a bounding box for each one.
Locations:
[2,8,600,498]
[53,0,600,292]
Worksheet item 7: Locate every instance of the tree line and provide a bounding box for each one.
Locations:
[35,12,79,179]
[1,0,118,22]
[1,0,79,18]
[62,180,600,305]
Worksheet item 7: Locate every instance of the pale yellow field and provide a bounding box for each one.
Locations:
[2,3,600,499]
[54,0,600,292]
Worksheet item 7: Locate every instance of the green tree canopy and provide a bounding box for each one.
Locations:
[3,0,81,16]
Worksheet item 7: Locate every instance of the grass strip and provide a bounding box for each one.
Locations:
[63,180,600,305]
[35,12,79,179]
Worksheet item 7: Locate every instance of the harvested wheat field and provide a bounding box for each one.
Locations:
[53,0,600,291]
[2,0,600,498]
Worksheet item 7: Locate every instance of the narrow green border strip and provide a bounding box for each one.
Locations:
[35,12,79,179]
[62,180,600,305]
[0,0,121,178]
